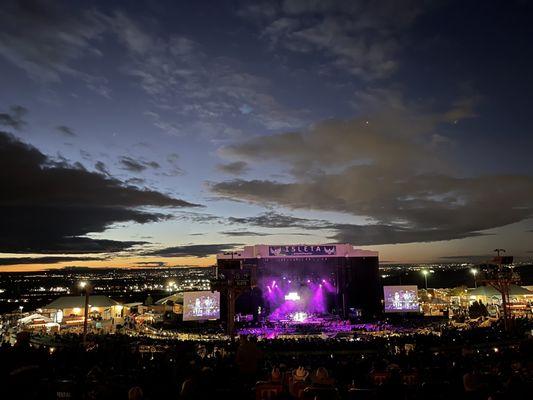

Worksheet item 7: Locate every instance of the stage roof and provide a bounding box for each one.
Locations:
[469,285,533,297]
[43,295,120,309]
[217,244,378,260]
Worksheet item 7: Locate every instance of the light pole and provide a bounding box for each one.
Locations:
[79,281,90,347]
[494,248,506,257]
[470,268,478,288]
[421,270,429,290]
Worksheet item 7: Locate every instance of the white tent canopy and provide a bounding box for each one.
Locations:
[18,313,53,325]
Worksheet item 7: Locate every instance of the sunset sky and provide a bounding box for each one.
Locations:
[1,0,532,271]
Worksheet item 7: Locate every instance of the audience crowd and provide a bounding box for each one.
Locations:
[1,320,531,399]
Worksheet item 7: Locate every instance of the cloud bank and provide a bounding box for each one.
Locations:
[0,131,200,253]
[212,91,533,245]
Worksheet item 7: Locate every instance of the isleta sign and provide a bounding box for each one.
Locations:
[268,245,337,257]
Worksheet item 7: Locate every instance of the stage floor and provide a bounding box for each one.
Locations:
[236,314,356,338]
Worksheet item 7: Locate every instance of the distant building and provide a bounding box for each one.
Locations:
[468,284,533,316]
[17,313,60,333]
[42,295,123,324]
[156,293,184,315]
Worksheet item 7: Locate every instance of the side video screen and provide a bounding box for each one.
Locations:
[383,285,419,313]
[183,291,221,321]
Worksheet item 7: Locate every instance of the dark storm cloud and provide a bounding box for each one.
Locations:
[212,92,533,246]
[145,243,242,258]
[120,156,160,172]
[220,231,273,237]
[0,131,200,253]
[224,210,489,245]
[134,261,167,267]
[220,230,312,237]
[326,223,487,246]
[212,175,531,245]
[0,105,27,130]
[56,125,76,137]
[217,161,250,176]
[225,211,475,245]
[0,256,103,266]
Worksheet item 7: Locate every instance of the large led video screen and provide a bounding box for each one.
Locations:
[383,285,419,313]
[183,291,221,321]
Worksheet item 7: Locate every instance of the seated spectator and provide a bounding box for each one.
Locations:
[236,335,263,381]
[289,366,310,398]
[311,367,335,387]
[127,386,143,400]
[255,368,284,400]
[257,367,282,384]
[301,367,339,399]
[377,368,406,399]
[463,367,487,399]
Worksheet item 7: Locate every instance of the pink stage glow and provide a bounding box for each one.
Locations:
[261,275,331,321]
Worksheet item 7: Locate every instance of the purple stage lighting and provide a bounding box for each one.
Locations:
[260,274,330,320]
[322,279,335,293]
[311,283,326,313]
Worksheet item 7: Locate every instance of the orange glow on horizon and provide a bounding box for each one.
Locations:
[0,255,216,272]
